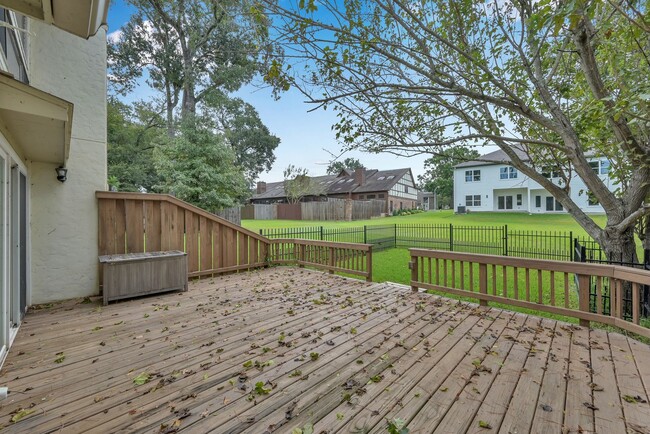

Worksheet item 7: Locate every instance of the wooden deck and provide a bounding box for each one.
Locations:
[1,267,650,433]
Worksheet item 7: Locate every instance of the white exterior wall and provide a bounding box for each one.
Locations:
[454,162,613,214]
[27,21,107,303]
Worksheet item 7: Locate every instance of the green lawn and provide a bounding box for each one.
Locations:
[242,210,607,238]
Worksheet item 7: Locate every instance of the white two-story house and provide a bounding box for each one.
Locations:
[453,149,615,214]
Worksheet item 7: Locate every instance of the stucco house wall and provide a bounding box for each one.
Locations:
[27,21,107,303]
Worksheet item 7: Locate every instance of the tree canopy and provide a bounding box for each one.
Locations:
[326,157,364,174]
[262,0,650,261]
[419,148,481,209]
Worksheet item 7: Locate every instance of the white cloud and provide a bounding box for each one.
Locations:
[107,28,123,43]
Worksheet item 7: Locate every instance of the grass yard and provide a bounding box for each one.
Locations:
[242,210,607,237]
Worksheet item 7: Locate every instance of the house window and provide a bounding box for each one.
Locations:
[541,166,561,178]
[390,200,393,211]
[465,170,481,182]
[358,195,364,199]
[516,194,522,206]
[589,161,600,174]
[546,196,554,211]
[465,195,481,206]
[499,166,518,179]
[497,196,513,210]
[378,193,385,198]
[535,196,541,207]
[600,160,610,174]
[367,194,376,199]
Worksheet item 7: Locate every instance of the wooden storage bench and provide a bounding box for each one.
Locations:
[99,251,188,305]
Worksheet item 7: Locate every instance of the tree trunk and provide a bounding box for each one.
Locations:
[599,226,638,264]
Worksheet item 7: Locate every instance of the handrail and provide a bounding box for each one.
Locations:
[409,248,650,338]
[269,238,373,282]
[96,192,372,282]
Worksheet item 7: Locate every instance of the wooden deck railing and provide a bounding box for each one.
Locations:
[409,248,650,338]
[269,239,373,281]
[96,192,373,281]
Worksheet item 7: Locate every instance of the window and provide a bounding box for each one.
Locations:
[535,196,541,207]
[377,176,385,180]
[367,194,376,199]
[600,160,610,174]
[541,166,561,178]
[465,195,481,206]
[404,186,409,193]
[589,159,611,175]
[516,194,522,206]
[499,166,518,180]
[387,175,395,180]
[546,197,563,211]
[497,196,513,210]
[378,194,385,198]
[358,195,364,199]
[546,196,554,211]
[465,169,481,182]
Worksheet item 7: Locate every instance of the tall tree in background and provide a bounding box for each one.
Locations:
[326,157,364,174]
[419,148,480,209]
[154,115,250,210]
[107,98,164,192]
[107,0,282,196]
[263,0,650,262]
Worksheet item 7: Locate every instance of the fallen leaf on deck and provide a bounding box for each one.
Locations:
[10,408,35,423]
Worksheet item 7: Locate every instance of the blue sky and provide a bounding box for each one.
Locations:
[106,0,431,183]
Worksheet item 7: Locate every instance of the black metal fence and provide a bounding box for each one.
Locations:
[261,224,577,259]
[574,238,650,320]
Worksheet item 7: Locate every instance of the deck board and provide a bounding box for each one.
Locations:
[0,267,649,433]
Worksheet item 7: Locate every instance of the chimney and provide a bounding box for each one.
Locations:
[256,181,267,194]
[354,168,366,186]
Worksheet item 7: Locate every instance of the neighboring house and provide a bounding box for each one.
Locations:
[417,191,436,211]
[252,168,419,212]
[0,2,108,362]
[453,149,615,213]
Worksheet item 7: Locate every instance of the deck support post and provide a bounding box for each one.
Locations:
[409,256,418,292]
[366,246,373,282]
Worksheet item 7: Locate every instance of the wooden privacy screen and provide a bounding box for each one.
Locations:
[96,192,269,278]
[409,248,650,338]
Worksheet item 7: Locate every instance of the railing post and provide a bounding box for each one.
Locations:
[479,263,488,307]
[577,273,590,327]
[569,231,573,261]
[449,223,454,251]
[503,225,508,256]
[364,225,367,244]
[366,246,373,282]
[320,226,324,241]
[409,254,418,291]
[394,224,397,248]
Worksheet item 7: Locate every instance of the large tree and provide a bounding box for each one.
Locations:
[107,98,164,192]
[263,0,650,262]
[154,115,250,210]
[419,148,481,209]
[326,157,364,174]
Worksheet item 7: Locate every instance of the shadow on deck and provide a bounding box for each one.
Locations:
[1,267,649,433]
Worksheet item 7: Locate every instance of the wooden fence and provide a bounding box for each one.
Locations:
[245,198,386,221]
[96,192,373,282]
[409,248,650,338]
[269,239,372,282]
[97,192,269,278]
[214,207,241,225]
